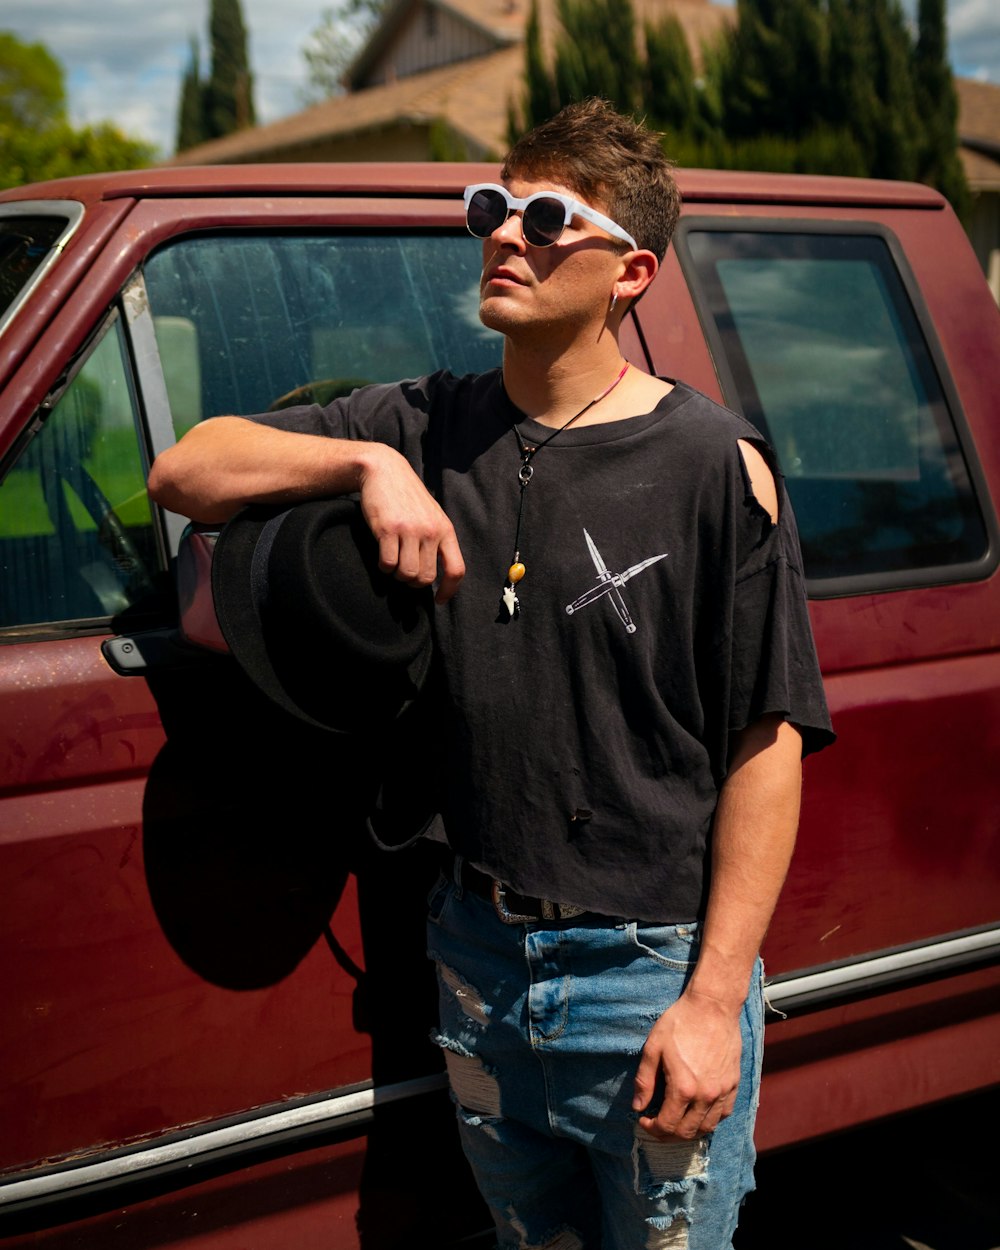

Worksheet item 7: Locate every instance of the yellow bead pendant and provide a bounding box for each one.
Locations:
[508,561,526,583]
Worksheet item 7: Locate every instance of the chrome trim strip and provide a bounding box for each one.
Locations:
[0,1072,446,1207]
[0,201,86,340]
[4,926,998,1209]
[766,925,1000,1012]
[121,271,187,558]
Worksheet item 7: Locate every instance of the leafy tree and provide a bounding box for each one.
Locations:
[204,0,256,138]
[0,32,67,129]
[176,37,206,152]
[300,0,391,104]
[0,122,155,192]
[0,33,154,188]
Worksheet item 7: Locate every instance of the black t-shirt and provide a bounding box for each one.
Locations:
[249,369,833,920]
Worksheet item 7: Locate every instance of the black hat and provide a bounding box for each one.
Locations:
[211,498,435,736]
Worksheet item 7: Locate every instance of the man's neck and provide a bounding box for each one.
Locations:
[500,335,673,429]
[501,335,629,428]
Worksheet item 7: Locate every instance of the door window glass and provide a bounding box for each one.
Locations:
[143,231,501,434]
[680,228,988,587]
[0,316,158,631]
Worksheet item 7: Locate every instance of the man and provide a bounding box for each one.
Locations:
[150,100,832,1249]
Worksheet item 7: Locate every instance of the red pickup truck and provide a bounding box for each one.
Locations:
[1,163,998,1247]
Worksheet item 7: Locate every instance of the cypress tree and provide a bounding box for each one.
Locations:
[516,0,557,135]
[867,0,920,181]
[552,0,640,117]
[914,0,969,212]
[176,37,205,152]
[643,15,700,139]
[204,0,256,140]
[721,0,827,141]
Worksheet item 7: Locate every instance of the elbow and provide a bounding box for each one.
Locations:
[147,420,243,524]
[147,446,185,513]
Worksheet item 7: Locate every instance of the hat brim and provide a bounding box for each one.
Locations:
[211,499,434,735]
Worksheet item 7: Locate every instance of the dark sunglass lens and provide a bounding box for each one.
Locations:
[468,189,507,238]
[523,197,566,246]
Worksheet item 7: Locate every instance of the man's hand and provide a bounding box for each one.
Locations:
[359,443,465,603]
[630,715,802,1142]
[632,989,743,1140]
[149,418,466,602]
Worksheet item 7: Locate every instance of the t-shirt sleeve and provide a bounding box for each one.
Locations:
[727,460,835,760]
[240,373,447,470]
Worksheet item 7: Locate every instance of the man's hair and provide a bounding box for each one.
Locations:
[501,98,681,263]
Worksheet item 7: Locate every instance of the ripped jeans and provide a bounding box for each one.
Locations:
[426,869,764,1250]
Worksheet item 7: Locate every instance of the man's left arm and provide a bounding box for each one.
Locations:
[632,712,803,1139]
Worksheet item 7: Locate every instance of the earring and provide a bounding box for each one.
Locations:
[610,292,619,313]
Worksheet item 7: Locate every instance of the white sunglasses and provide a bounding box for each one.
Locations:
[463,183,637,250]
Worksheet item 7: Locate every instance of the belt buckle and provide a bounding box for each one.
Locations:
[490,881,585,924]
[491,880,540,924]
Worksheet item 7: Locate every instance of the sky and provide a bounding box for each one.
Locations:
[4,0,999,159]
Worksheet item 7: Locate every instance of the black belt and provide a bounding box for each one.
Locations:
[457,859,589,925]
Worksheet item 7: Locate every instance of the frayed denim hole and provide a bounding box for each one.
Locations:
[644,1213,692,1249]
[506,1210,587,1250]
[441,1046,502,1118]
[628,922,701,971]
[438,960,490,1027]
[631,1129,709,1248]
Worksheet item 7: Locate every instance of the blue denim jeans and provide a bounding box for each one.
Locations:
[426,869,764,1250]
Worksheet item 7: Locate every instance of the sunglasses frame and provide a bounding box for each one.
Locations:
[463,183,638,251]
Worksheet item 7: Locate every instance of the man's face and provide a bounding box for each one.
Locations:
[477,177,628,340]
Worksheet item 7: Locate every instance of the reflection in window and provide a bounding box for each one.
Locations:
[0,317,157,630]
[143,232,502,436]
[683,230,987,583]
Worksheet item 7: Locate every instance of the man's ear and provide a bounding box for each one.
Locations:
[613,249,659,305]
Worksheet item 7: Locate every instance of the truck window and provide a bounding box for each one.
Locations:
[0,315,159,632]
[678,226,988,592]
[142,232,502,433]
[0,204,84,338]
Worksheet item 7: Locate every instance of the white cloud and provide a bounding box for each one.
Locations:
[3,0,326,155]
[948,0,1000,81]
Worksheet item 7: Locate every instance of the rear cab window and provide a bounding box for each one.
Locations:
[675,222,993,595]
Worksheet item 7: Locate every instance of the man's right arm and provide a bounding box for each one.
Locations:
[147,417,465,601]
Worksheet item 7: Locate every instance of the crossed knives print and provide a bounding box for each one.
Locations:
[565,529,668,635]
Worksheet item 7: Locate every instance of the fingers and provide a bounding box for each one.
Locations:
[633,1030,740,1141]
[638,1091,734,1141]
[632,1049,659,1114]
[375,516,465,597]
[361,446,465,598]
[435,532,466,604]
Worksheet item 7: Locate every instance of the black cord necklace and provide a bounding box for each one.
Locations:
[500,361,630,620]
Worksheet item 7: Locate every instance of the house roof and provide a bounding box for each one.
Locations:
[956,77,1000,192]
[167,0,733,168]
[347,0,525,90]
[168,46,523,165]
